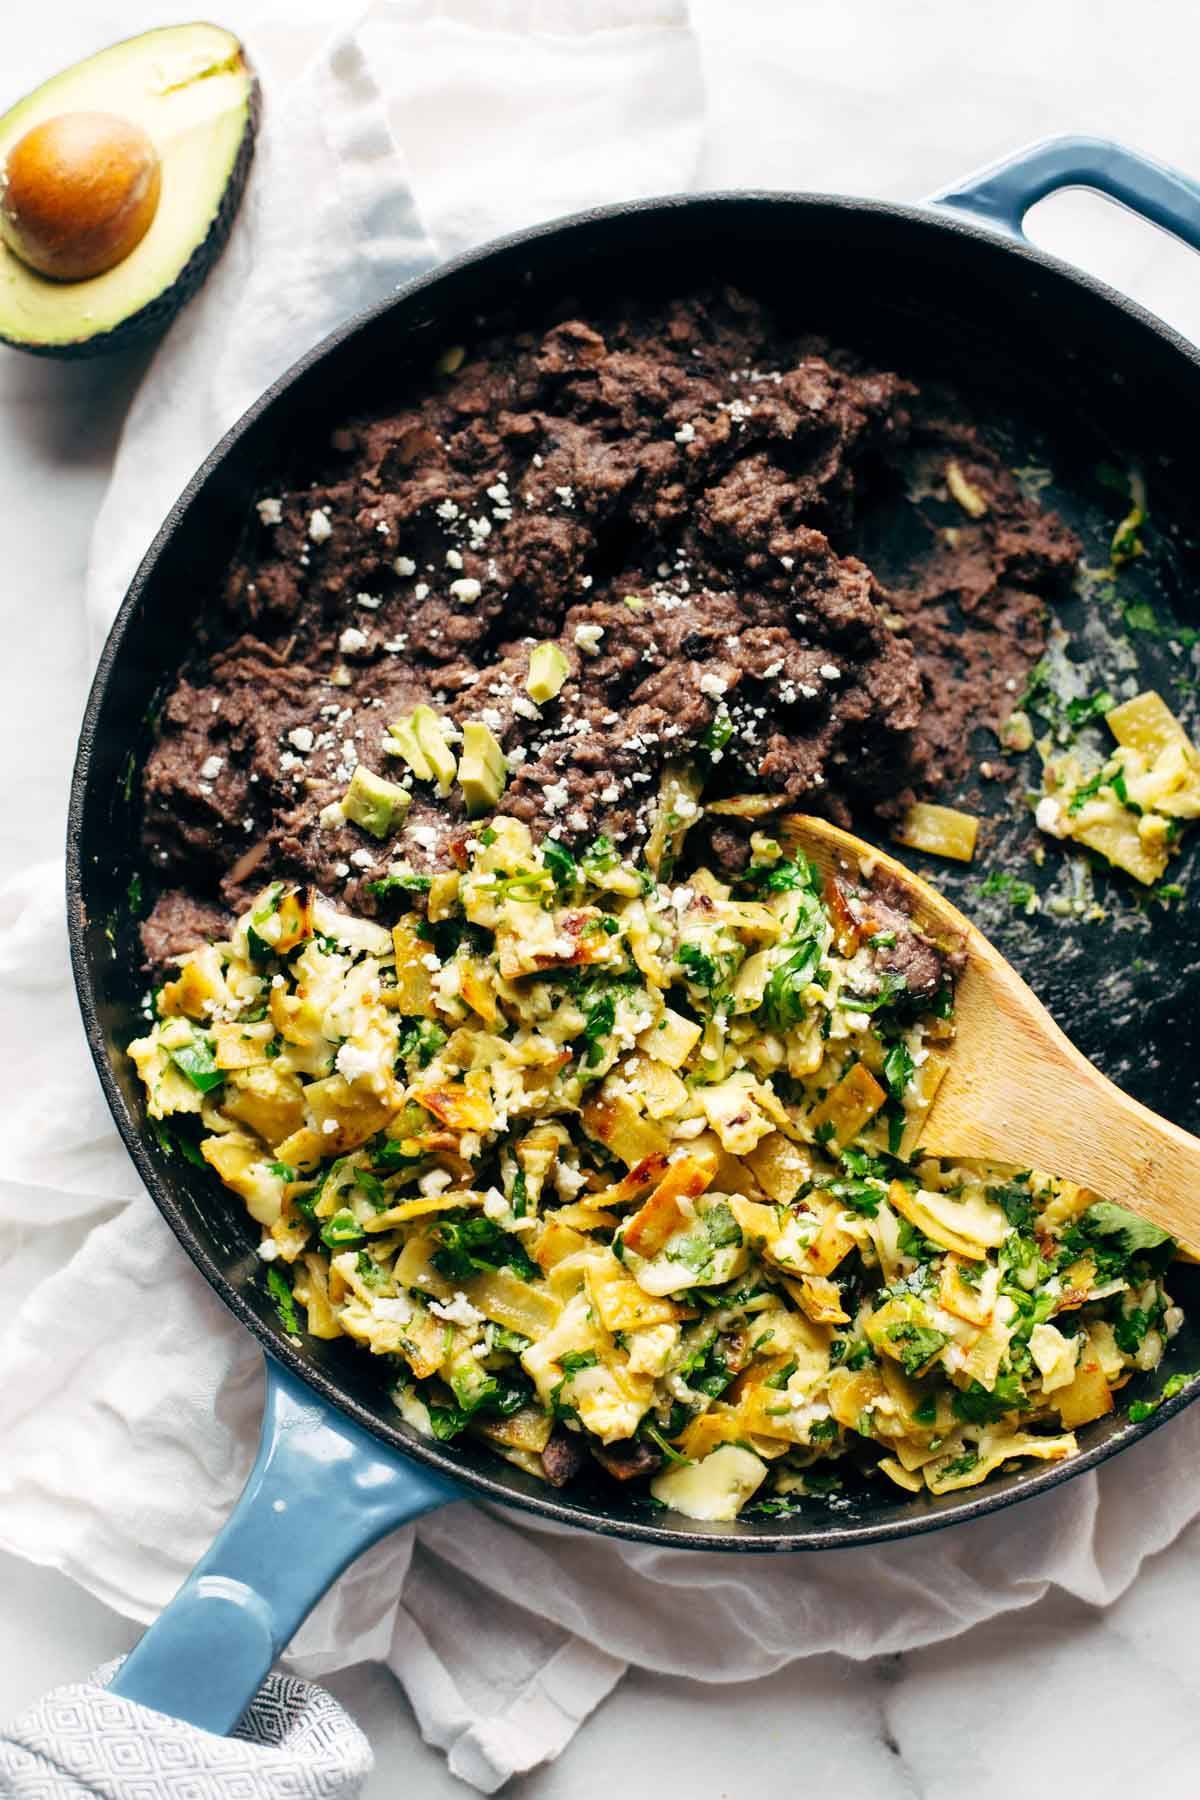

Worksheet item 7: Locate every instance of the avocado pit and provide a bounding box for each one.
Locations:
[0,110,161,282]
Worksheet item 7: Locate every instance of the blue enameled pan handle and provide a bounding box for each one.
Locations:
[929,132,1200,251]
[108,1355,460,1733]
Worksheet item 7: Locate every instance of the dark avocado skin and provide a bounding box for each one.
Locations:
[0,71,261,360]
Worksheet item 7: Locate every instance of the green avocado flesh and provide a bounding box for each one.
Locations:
[0,22,257,356]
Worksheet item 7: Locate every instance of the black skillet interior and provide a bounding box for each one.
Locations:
[69,193,1200,1551]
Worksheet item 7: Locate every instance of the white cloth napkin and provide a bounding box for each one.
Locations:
[5,1,1200,1792]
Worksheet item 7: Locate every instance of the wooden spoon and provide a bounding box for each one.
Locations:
[781,813,1200,1247]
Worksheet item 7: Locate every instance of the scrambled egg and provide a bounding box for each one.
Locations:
[130,817,1182,1522]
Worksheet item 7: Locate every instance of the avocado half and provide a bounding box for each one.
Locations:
[0,22,259,358]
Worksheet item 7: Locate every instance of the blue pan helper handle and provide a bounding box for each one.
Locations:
[929,132,1200,250]
[109,1357,460,1732]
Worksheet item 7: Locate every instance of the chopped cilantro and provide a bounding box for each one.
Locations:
[1128,1370,1197,1424]
[952,1372,1026,1424]
[991,1178,1036,1235]
[168,1036,225,1095]
[1122,600,1161,637]
[1080,1200,1172,1258]
[543,839,579,894]
[678,942,721,992]
[977,869,1039,912]
[1067,767,1108,815]
[1113,1307,1155,1357]
[640,1421,690,1465]
[578,979,620,1067]
[396,1017,447,1068]
[886,1322,949,1375]
[762,935,821,1030]
[352,1167,388,1209]
[431,1210,539,1283]
[828,1177,883,1218]
[739,855,821,897]
[365,872,432,898]
[266,1265,301,1335]
[1065,689,1116,727]
[882,1039,915,1098]
[321,1209,367,1248]
[1108,764,1142,814]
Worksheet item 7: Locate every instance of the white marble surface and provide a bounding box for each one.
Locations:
[5,1,1200,1794]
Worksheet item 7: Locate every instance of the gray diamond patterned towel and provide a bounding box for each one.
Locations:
[0,1672,370,1799]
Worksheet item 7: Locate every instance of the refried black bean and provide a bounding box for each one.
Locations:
[139,289,1079,964]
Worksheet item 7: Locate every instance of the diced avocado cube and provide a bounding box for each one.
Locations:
[459,721,508,817]
[341,765,412,839]
[387,705,458,793]
[413,706,458,793]
[526,640,570,704]
[386,715,432,781]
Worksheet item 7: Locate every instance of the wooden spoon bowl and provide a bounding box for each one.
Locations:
[782,813,1200,1248]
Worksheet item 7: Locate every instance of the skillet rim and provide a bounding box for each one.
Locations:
[66,183,1200,1553]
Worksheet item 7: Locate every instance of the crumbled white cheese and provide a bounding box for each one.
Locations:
[819,663,841,681]
[418,1167,454,1197]
[450,577,482,604]
[287,727,315,753]
[430,1291,485,1328]
[552,1161,587,1199]
[257,1238,281,1261]
[371,1296,414,1325]
[674,421,696,444]
[308,507,332,543]
[600,783,620,803]
[339,626,369,655]
[699,671,727,698]
[543,781,569,813]
[1036,796,1066,837]
[574,623,604,655]
[335,1042,384,1083]
[256,497,283,526]
[199,755,224,781]
[393,555,417,576]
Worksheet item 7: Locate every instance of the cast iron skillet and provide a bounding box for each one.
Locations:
[68,136,1200,1731]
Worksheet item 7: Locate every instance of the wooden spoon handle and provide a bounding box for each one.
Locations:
[920,961,1200,1247]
